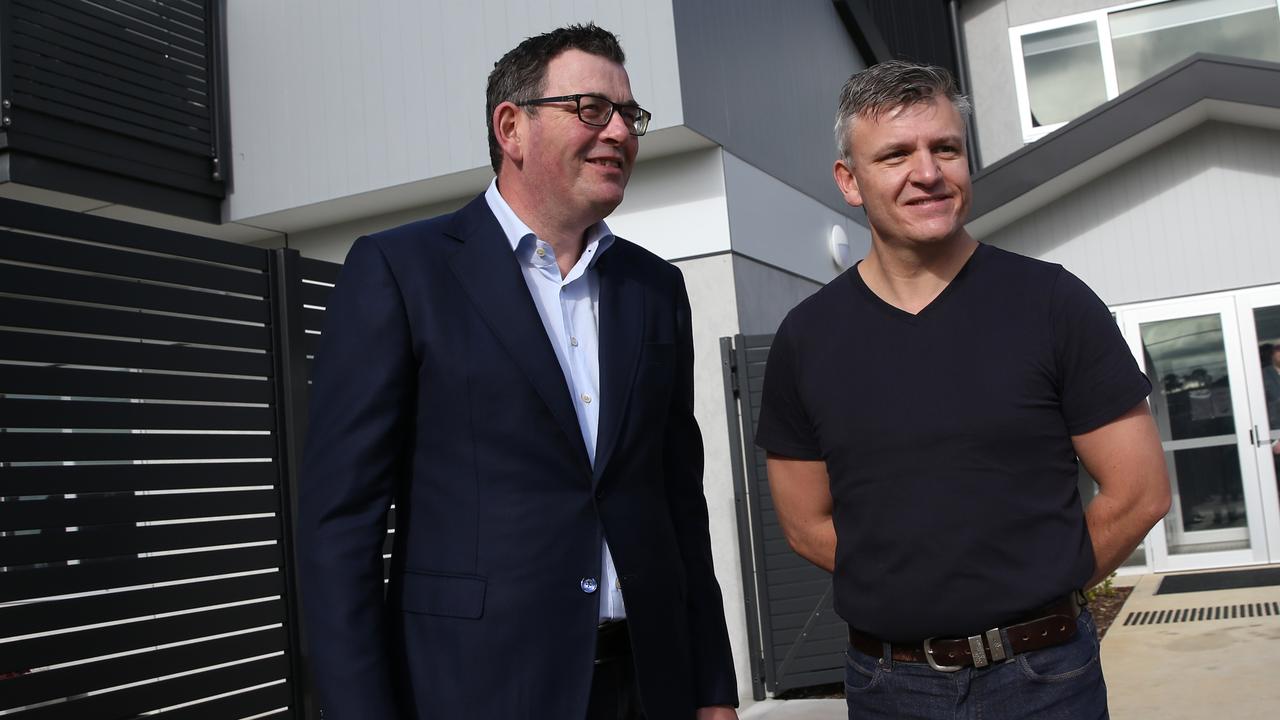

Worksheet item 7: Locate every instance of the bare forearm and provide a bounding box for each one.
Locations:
[1074,403,1171,590]
[1083,490,1162,589]
[784,518,837,573]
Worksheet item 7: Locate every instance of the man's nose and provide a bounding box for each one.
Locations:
[598,108,632,144]
[908,152,941,185]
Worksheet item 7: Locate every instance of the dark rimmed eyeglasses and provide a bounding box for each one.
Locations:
[517,93,652,136]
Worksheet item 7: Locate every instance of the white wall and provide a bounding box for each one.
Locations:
[984,121,1280,305]
[279,146,731,265]
[606,148,731,261]
[226,0,683,223]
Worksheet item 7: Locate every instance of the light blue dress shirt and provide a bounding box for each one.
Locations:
[484,180,626,622]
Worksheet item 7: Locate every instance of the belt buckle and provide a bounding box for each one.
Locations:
[922,637,965,672]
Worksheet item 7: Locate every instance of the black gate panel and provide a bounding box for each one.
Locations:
[723,333,846,698]
[0,197,338,719]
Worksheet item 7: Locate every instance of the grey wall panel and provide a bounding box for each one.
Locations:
[962,0,1023,166]
[732,255,823,337]
[984,121,1280,306]
[672,0,866,219]
[1006,0,1115,27]
[723,151,871,285]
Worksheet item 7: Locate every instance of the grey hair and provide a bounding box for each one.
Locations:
[834,60,972,162]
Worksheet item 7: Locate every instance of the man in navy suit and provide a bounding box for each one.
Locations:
[298,24,738,720]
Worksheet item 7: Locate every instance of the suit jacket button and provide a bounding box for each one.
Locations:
[580,577,599,594]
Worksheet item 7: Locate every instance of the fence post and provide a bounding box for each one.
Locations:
[268,247,316,719]
[721,335,768,700]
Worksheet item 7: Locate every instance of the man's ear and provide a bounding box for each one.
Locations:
[493,101,525,166]
[833,159,863,208]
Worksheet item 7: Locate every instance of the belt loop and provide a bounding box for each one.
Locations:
[998,627,1016,663]
[881,641,894,670]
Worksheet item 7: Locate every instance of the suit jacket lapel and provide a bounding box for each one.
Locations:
[445,196,591,468]
[593,245,643,483]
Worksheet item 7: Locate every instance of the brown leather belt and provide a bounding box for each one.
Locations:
[848,595,1083,671]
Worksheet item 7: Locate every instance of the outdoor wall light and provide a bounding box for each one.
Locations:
[829,224,850,269]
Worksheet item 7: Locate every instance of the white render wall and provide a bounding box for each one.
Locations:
[279,146,731,263]
[981,121,1280,306]
[671,253,752,705]
[225,0,683,223]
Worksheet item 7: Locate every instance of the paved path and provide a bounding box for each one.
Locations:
[738,569,1280,719]
[1102,571,1280,720]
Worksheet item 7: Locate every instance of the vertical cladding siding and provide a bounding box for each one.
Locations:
[983,122,1280,306]
[225,0,682,222]
[866,0,959,71]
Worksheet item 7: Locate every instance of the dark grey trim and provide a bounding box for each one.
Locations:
[948,0,982,170]
[4,151,222,223]
[720,336,767,701]
[971,55,1280,224]
[833,0,891,65]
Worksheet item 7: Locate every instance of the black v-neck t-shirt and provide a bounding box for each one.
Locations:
[756,243,1151,641]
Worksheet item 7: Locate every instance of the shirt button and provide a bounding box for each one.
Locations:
[535,247,546,257]
[581,393,592,404]
[580,577,598,594]
[570,336,579,347]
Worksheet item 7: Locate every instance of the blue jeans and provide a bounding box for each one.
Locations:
[845,609,1108,719]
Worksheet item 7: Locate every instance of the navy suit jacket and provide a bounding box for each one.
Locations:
[298,194,737,718]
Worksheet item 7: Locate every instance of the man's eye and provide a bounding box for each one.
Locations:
[579,99,609,119]
[617,107,640,123]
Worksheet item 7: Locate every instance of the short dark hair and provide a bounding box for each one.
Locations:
[834,60,971,162]
[485,23,626,173]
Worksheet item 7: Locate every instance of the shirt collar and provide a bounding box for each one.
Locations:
[484,179,615,266]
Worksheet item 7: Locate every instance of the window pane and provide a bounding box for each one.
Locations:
[1022,22,1109,127]
[1111,0,1280,93]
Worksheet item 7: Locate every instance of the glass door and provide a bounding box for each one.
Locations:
[1120,297,1271,571]
[1235,287,1280,562]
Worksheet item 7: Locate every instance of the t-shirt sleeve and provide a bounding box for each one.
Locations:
[755,314,824,459]
[1051,268,1153,435]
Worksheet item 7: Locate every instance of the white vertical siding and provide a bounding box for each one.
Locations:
[226,0,682,222]
[984,122,1280,306]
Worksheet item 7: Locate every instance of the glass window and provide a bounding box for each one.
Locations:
[1111,0,1280,93]
[1013,0,1280,139]
[1022,22,1110,127]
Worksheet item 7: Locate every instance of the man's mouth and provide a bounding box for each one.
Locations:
[906,195,949,206]
[587,158,623,169]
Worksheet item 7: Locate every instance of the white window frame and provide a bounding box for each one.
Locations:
[1009,0,1280,143]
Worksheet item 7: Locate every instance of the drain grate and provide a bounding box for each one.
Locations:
[1123,601,1280,626]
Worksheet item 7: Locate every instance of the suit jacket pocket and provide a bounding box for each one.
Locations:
[399,570,486,619]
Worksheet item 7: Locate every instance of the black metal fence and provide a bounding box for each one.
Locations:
[0,196,338,719]
[722,334,846,699]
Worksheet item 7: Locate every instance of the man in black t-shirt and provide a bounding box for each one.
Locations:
[756,61,1170,719]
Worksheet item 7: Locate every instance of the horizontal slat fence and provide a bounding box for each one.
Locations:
[4,0,225,195]
[0,196,340,719]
